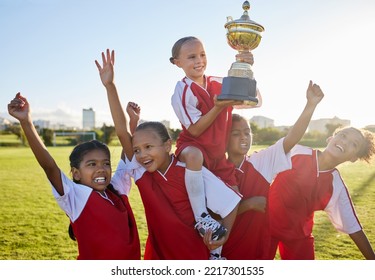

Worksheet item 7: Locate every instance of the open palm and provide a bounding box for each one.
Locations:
[95,49,115,87]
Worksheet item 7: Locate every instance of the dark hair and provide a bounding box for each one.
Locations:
[68,140,112,240]
[169,36,199,64]
[232,113,247,123]
[69,140,110,182]
[135,121,171,143]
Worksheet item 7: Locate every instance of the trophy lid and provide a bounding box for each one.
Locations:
[225,1,264,32]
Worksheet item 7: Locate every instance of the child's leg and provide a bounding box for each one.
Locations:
[179,146,207,220]
[180,146,227,241]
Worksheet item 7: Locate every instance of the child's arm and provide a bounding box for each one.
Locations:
[95,49,133,160]
[126,102,141,135]
[187,97,242,137]
[7,93,63,195]
[349,230,375,259]
[282,80,324,154]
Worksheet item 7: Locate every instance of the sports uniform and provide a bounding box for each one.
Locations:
[171,76,237,186]
[222,138,292,259]
[51,160,140,260]
[124,155,242,260]
[269,145,362,260]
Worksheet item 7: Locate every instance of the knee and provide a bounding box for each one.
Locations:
[182,147,204,169]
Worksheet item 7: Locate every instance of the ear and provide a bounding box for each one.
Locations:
[164,139,172,153]
[71,167,81,182]
[326,136,333,143]
[174,59,182,68]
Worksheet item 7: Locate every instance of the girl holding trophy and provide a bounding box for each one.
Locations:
[170,36,260,259]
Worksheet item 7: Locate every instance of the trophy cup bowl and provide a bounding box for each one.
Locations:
[218,1,264,107]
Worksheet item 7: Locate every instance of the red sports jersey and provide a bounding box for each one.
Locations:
[171,76,236,186]
[125,155,241,260]
[269,145,362,259]
[52,160,140,260]
[222,138,291,259]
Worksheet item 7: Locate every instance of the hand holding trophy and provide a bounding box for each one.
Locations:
[218,1,265,108]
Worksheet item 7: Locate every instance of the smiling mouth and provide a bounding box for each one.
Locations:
[142,159,153,167]
[94,177,106,183]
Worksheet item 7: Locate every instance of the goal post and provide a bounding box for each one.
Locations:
[53,131,96,147]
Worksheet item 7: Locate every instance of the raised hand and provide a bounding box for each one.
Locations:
[235,51,254,65]
[7,92,30,122]
[126,102,141,122]
[95,49,115,87]
[306,80,324,106]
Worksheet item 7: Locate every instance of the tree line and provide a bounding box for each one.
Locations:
[3,122,375,148]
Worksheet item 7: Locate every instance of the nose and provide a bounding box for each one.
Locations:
[135,149,146,161]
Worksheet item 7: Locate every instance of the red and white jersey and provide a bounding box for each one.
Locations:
[51,160,140,260]
[171,76,236,186]
[124,154,242,260]
[223,138,292,259]
[269,145,362,240]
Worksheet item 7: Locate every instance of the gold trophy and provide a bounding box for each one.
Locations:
[218,1,264,107]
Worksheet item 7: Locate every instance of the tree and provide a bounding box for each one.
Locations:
[41,128,54,146]
[100,124,116,144]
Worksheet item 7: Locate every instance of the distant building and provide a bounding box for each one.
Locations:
[82,108,95,130]
[33,119,50,129]
[250,115,274,129]
[308,116,350,133]
[364,125,375,133]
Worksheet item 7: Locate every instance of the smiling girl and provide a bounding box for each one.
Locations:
[96,49,241,259]
[269,126,375,259]
[7,93,140,260]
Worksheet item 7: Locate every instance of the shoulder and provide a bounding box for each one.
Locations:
[291,144,313,157]
[207,76,223,84]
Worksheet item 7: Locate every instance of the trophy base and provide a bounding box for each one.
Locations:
[218,76,258,107]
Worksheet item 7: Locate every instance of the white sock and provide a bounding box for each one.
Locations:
[210,246,222,256]
[185,169,207,221]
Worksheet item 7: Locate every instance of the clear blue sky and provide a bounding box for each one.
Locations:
[1,0,374,129]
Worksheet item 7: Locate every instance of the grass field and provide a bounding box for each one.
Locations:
[0,145,374,260]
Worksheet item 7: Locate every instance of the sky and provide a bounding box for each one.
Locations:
[1,0,375,129]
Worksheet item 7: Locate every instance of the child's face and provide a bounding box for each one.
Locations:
[174,39,207,82]
[72,149,112,192]
[228,119,252,157]
[132,129,172,173]
[325,128,363,162]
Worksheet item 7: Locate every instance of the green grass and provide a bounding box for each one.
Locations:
[0,145,374,260]
[0,134,21,145]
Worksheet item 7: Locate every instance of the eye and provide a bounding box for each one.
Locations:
[133,148,140,154]
[146,145,152,150]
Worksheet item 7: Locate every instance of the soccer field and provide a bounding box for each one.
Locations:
[0,145,374,260]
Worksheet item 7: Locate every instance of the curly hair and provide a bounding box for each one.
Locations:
[334,127,375,163]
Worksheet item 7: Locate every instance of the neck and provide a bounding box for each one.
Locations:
[187,75,205,88]
[228,154,245,168]
[317,150,339,171]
